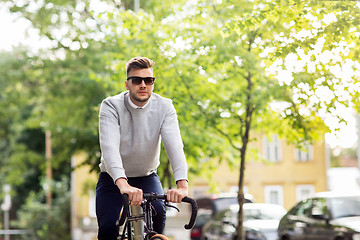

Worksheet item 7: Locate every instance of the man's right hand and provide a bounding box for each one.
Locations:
[115,178,143,206]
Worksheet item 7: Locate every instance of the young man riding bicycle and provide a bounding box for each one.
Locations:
[96,56,189,240]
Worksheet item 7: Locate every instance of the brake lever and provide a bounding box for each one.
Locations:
[165,202,180,212]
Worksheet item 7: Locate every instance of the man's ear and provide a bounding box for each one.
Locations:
[125,80,129,90]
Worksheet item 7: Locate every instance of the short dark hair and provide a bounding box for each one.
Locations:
[125,57,154,76]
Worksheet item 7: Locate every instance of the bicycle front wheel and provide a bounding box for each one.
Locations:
[150,234,169,240]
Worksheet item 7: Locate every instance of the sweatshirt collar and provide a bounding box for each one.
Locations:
[127,94,151,109]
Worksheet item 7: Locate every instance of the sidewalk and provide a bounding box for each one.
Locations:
[164,215,191,240]
[163,203,192,240]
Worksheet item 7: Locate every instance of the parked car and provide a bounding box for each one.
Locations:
[195,193,254,217]
[201,203,287,240]
[190,210,213,240]
[191,193,254,240]
[278,191,360,240]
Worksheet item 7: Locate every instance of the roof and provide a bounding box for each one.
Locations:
[229,203,286,211]
[195,192,254,201]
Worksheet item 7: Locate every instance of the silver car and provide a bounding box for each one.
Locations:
[202,203,287,240]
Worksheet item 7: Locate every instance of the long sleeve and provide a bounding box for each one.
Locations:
[160,103,188,182]
[99,99,126,182]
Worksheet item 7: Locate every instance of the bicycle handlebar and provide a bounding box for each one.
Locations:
[180,196,198,230]
[117,193,129,227]
[117,193,198,230]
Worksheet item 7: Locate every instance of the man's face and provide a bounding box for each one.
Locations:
[125,68,154,107]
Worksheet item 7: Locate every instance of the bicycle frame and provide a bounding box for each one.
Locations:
[117,193,198,240]
[130,206,144,240]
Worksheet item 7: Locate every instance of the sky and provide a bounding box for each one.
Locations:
[0,5,30,50]
[0,4,358,150]
[0,5,52,52]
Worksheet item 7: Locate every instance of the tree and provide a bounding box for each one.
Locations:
[2,1,360,240]
[14,176,71,240]
[1,0,200,235]
[0,50,46,220]
[172,1,360,239]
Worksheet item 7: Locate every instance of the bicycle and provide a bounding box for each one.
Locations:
[116,192,198,240]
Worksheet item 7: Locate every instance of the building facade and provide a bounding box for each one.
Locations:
[71,153,98,240]
[191,134,328,210]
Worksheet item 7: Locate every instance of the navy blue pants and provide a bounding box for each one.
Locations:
[96,172,166,240]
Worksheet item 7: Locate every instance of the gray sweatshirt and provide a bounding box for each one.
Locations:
[98,91,188,183]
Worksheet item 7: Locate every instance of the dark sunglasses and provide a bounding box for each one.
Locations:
[127,76,155,85]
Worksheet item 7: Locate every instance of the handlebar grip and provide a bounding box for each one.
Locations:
[181,197,198,230]
[117,193,129,226]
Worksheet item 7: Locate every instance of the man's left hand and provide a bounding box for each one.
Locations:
[167,179,188,203]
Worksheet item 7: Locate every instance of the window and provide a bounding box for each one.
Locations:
[263,135,282,162]
[296,185,315,202]
[329,196,360,219]
[295,144,313,162]
[264,185,284,206]
[296,198,313,217]
[230,185,248,194]
[311,198,327,216]
[229,185,239,193]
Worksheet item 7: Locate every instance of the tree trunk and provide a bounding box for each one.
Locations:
[236,147,246,240]
[45,130,52,210]
[236,69,254,240]
[236,130,250,240]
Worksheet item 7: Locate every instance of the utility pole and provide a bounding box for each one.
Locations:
[356,114,360,189]
[134,0,140,12]
[45,130,52,209]
[114,0,139,11]
[357,114,360,169]
[70,156,76,240]
[1,184,11,240]
[114,0,121,8]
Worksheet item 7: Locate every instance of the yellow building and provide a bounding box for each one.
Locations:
[191,134,329,210]
[71,153,98,240]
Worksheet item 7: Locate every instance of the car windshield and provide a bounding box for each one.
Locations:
[329,196,360,219]
[194,213,212,226]
[214,197,238,213]
[244,206,285,220]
